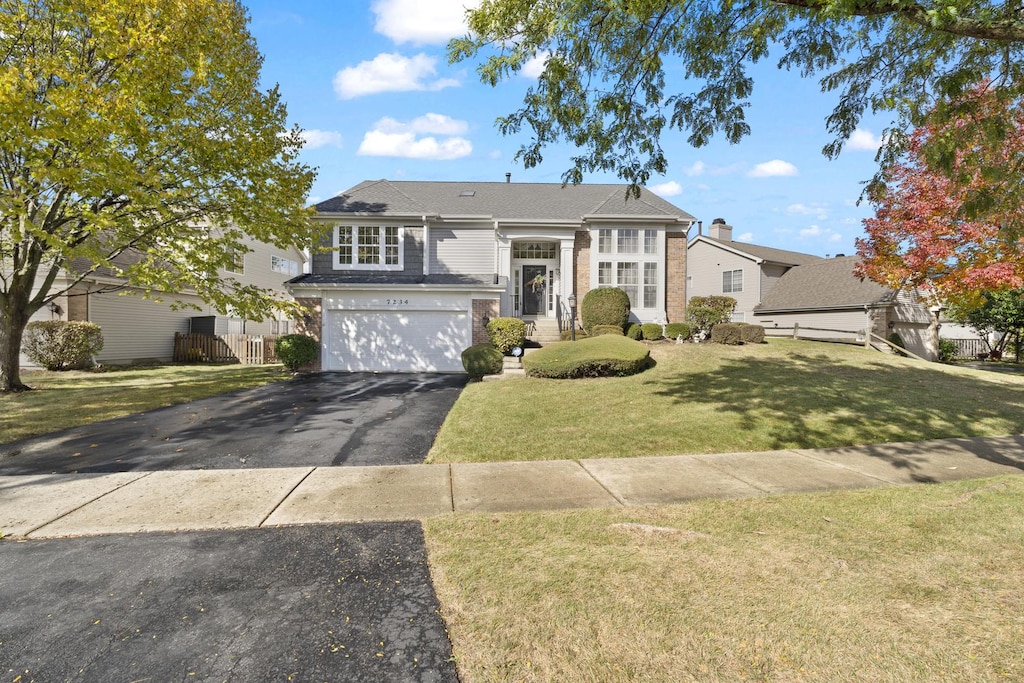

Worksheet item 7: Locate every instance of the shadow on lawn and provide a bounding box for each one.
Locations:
[651,350,1024,471]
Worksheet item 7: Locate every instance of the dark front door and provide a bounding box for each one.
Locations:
[522,265,547,316]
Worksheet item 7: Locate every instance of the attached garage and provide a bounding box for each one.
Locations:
[322,290,473,372]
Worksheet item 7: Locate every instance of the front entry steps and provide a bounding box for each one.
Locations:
[481,349,539,381]
[525,317,561,344]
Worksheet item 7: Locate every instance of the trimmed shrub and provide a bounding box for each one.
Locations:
[559,328,589,341]
[486,317,527,354]
[625,323,643,340]
[665,322,691,341]
[938,338,958,362]
[580,287,630,335]
[461,343,503,380]
[739,323,766,344]
[592,324,625,336]
[23,320,103,370]
[523,335,651,379]
[275,334,318,371]
[641,323,663,341]
[687,295,737,337]
[710,322,745,345]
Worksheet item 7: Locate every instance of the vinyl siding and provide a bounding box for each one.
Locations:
[760,263,789,300]
[686,240,761,320]
[88,289,203,363]
[312,225,424,277]
[754,310,871,340]
[430,226,494,275]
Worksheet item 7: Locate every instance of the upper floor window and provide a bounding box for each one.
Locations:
[226,249,245,274]
[723,269,743,293]
[595,228,661,309]
[334,225,403,270]
[271,255,299,276]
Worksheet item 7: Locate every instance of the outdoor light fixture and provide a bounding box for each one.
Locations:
[567,293,578,341]
[482,316,490,327]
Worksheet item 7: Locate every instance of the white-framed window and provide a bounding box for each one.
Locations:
[595,228,660,309]
[226,249,244,274]
[723,269,743,293]
[731,311,746,323]
[271,255,299,276]
[333,225,404,270]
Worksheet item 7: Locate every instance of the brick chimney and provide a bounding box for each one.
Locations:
[709,217,733,241]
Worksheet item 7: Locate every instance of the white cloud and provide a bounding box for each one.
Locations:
[798,224,844,243]
[358,114,473,160]
[737,232,754,242]
[786,203,828,220]
[829,233,844,243]
[749,160,798,177]
[800,225,823,238]
[299,129,343,150]
[649,181,683,197]
[333,53,459,99]
[521,51,549,78]
[683,161,705,177]
[848,128,884,152]
[371,0,481,45]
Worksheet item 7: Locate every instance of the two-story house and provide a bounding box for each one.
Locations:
[287,179,697,372]
[686,218,822,322]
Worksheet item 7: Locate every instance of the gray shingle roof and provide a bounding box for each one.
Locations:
[698,237,822,266]
[315,180,696,222]
[755,256,897,312]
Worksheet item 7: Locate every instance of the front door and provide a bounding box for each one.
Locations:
[521,265,547,316]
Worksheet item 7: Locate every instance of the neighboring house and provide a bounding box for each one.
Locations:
[21,233,305,367]
[752,255,938,358]
[686,218,823,322]
[286,179,697,372]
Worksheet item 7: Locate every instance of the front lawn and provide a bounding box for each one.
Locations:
[426,475,1024,682]
[427,339,1024,463]
[0,364,289,444]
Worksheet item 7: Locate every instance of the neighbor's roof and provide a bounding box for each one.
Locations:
[693,236,822,267]
[314,180,696,222]
[755,256,897,312]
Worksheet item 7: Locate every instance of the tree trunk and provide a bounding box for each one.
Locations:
[0,291,33,392]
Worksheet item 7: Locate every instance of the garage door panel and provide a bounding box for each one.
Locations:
[326,310,469,372]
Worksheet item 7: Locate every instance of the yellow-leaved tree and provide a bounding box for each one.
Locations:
[0,0,316,391]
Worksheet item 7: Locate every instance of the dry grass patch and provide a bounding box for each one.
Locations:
[1,364,289,444]
[426,476,1024,682]
[428,339,1024,462]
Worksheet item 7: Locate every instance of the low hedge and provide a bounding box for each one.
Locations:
[559,329,590,341]
[665,322,692,340]
[22,320,103,370]
[486,317,527,354]
[625,323,643,340]
[710,323,766,345]
[461,343,504,380]
[275,334,318,371]
[523,335,652,379]
[641,323,663,341]
[591,324,625,336]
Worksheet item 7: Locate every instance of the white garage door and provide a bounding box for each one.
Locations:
[325,309,470,372]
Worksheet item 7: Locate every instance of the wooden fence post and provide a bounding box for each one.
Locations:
[792,322,799,339]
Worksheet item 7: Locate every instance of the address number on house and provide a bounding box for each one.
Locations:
[385,298,410,305]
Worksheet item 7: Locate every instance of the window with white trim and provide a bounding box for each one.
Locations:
[271,255,299,276]
[596,228,660,309]
[333,225,403,270]
[723,269,743,293]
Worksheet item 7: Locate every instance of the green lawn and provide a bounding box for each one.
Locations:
[426,475,1024,682]
[0,364,289,444]
[428,338,1024,463]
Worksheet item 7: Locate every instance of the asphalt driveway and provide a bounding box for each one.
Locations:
[0,373,466,475]
[0,522,458,683]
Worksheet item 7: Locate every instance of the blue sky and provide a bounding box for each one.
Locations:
[245,0,892,257]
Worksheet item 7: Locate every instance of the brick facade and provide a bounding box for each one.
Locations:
[472,298,499,346]
[573,230,591,301]
[665,232,687,324]
[293,297,323,371]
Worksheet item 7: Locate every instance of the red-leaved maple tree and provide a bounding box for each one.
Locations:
[856,88,1024,306]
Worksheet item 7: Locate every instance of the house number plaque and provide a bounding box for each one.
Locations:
[385,298,410,305]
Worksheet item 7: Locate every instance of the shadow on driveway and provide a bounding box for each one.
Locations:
[0,373,466,475]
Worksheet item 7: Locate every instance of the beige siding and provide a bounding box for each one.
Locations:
[754,309,871,340]
[88,290,203,363]
[760,263,789,300]
[686,240,761,320]
[226,236,304,293]
[431,226,495,275]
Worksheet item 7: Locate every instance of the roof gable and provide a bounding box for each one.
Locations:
[755,256,897,311]
[688,235,821,266]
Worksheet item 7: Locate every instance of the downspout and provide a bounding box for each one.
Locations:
[422,215,430,276]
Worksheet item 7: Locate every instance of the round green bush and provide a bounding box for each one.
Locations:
[739,323,766,344]
[523,335,651,379]
[461,343,504,379]
[665,322,691,340]
[591,324,625,336]
[626,323,643,340]
[486,317,527,354]
[938,338,958,362]
[580,288,630,335]
[275,334,318,371]
[559,328,589,341]
[641,323,663,341]
[23,320,103,370]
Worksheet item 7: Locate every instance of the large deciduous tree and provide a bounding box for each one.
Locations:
[450,0,1024,191]
[0,0,316,391]
[856,88,1024,304]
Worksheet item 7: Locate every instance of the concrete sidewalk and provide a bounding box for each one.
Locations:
[3,434,1023,539]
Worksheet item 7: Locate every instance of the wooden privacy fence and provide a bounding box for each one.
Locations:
[174,333,281,365]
